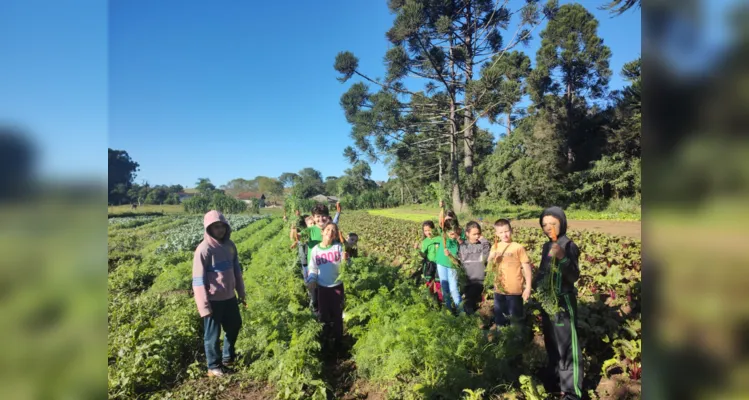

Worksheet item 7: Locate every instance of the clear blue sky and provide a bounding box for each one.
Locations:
[1,1,641,187]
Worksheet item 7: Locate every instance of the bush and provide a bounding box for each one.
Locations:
[246,198,260,214]
[283,195,317,216]
[182,196,210,214]
[606,197,641,215]
[182,192,247,214]
[210,192,248,214]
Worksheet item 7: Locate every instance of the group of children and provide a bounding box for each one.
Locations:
[415,203,583,399]
[189,204,583,400]
[416,201,534,326]
[289,202,358,351]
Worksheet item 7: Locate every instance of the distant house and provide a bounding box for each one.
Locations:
[236,192,266,208]
[309,194,339,206]
[177,188,199,203]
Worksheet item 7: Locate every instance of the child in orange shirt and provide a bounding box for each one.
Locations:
[489,219,532,327]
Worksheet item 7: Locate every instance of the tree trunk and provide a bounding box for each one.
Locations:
[438,156,443,184]
[506,111,512,137]
[448,33,463,212]
[566,81,574,169]
[404,182,413,203]
[461,2,474,211]
[450,125,463,213]
[462,2,475,177]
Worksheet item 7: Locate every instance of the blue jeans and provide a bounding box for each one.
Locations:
[203,297,242,369]
[437,264,461,311]
[301,265,318,311]
[494,293,524,326]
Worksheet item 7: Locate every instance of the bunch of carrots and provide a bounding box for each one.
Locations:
[534,228,563,316]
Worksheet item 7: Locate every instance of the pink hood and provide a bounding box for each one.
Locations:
[203,210,232,248]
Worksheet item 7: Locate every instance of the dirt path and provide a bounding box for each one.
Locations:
[509,219,641,239]
[320,334,363,400]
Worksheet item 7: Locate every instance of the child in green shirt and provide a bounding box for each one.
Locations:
[414,221,443,304]
[436,218,462,314]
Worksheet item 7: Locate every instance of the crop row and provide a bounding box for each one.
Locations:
[338,212,642,396]
[155,214,267,255]
[108,216,281,399]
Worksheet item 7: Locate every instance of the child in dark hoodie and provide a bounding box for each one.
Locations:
[458,221,491,315]
[192,210,246,377]
[534,206,583,400]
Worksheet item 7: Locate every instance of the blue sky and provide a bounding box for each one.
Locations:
[1,1,641,187]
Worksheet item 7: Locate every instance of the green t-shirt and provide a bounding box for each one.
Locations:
[421,236,441,262]
[435,236,460,268]
[306,226,323,265]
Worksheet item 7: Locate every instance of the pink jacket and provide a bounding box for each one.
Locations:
[192,210,246,317]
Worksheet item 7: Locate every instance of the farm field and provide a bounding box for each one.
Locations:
[108,211,641,399]
[368,206,641,239]
[108,204,185,216]
[108,204,285,218]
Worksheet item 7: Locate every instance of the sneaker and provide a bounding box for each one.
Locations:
[207,368,225,377]
[222,360,234,368]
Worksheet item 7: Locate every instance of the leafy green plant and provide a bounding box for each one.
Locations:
[518,374,548,400]
[601,318,642,380]
[462,388,486,400]
[108,294,201,399]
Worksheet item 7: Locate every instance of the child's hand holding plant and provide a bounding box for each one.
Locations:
[549,243,565,259]
[523,286,531,302]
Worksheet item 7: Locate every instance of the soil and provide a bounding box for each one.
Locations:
[318,330,392,400]
[166,375,276,400]
[510,219,641,239]
[595,373,642,400]
[344,379,388,400]
[220,381,276,400]
[320,333,370,400]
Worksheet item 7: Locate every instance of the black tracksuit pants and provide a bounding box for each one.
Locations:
[541,293,584,399]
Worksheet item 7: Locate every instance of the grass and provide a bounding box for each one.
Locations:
[107,204,285,218]
[108,204,183,216]
[367,203,641,223]
[367,204,440,222]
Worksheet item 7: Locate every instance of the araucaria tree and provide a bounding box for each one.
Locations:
[530,2,612,171]
[335,0,558,212]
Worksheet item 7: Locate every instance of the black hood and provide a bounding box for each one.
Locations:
[539,206,568,239]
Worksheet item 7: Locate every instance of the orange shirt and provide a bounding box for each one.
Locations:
[490,242,531,295]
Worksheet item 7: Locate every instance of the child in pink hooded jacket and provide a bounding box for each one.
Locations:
[192,210,246,377]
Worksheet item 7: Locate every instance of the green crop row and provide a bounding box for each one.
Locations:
[338,212,641,398]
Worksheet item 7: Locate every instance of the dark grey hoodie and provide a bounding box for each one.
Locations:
[459,237,491,284]
[533,206,581,296]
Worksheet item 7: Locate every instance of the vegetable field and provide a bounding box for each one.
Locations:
[108,212,641,399]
